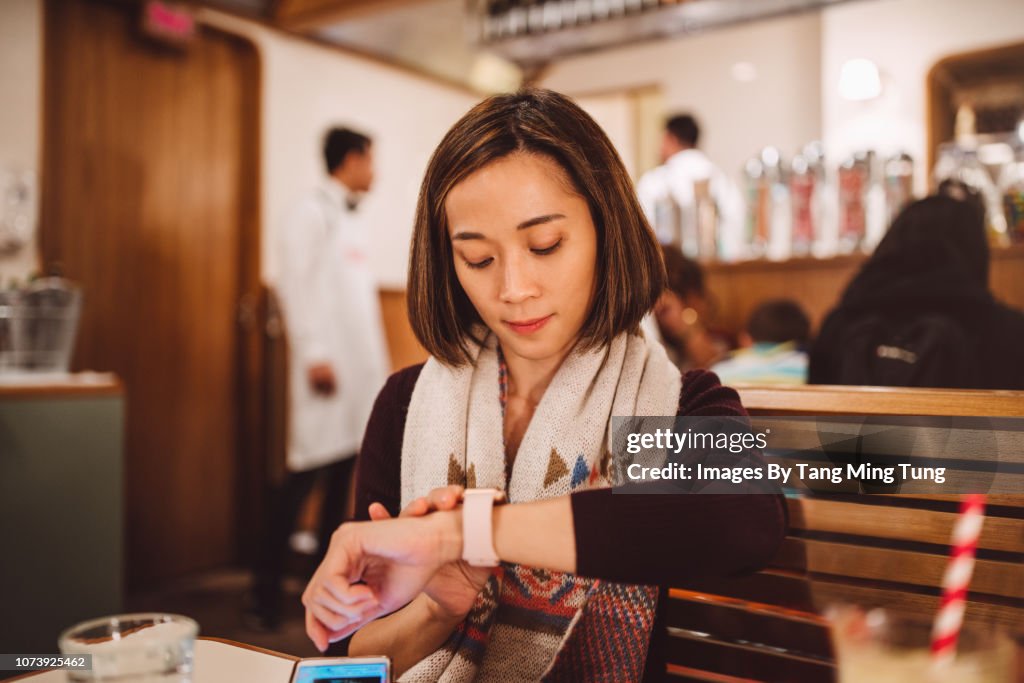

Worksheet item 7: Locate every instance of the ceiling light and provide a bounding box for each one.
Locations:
[839,58,882,101]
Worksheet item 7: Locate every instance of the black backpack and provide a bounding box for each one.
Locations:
[831,313,978,388]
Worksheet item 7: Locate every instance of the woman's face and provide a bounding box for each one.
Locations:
[445,152,598,366]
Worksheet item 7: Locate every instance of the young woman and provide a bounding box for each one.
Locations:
[302,89,786,682]
[809,192,1024,389]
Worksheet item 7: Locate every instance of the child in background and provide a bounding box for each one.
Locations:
[711,299,810,385]
[648,246,733,370]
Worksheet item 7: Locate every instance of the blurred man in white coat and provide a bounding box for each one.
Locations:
[248,127,389,630]
[636,114,745,262]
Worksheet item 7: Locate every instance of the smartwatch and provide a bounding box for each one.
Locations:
[461,488,504,567]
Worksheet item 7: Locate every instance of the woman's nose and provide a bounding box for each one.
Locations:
[499,254,540,303]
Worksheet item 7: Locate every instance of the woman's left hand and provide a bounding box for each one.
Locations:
[369,486,494,620]
[301,509,463,651]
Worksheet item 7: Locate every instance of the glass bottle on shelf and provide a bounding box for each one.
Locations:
[933,146,1009,246]
[837,152,869,253]
[807,142,828,255]
[789,145,822,258]
[693,178,718,263]
[863,151,887,249]
[653,190,682,250]
[744,156,769,259]
[931,143,960,188]
[761,147,790,260]
[999,147,1024,244]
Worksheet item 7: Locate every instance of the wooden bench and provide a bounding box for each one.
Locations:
[663,385,1024,682]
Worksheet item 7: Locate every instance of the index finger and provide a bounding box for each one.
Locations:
[425,485,464,511]
[305,608,330,653]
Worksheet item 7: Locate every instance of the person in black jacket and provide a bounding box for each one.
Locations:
[809,193,1024,389]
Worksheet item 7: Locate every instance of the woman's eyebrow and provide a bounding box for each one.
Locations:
[451,213,567,241]
[451,230,485,241]
[517,213,566,230]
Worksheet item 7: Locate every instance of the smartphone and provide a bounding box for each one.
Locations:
[290,656,391,683]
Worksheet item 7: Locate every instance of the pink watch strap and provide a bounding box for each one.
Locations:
[461,488,503,567]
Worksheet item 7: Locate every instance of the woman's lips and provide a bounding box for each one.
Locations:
[504,314,553,335]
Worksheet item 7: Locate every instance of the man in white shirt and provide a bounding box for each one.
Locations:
[248,127,390,630]
[636,114,745,262]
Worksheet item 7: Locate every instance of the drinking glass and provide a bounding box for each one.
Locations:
[827,606,1015,682]
[58,613,198,682]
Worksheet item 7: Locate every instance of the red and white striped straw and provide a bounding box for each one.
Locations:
[930,493,987,667]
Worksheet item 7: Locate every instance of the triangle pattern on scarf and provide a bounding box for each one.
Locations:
[544,448,569,488]
[448,452,466,486]
[571,454,590,489]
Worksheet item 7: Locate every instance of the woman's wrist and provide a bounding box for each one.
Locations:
[430,509,465,565]
[420,591,471,623]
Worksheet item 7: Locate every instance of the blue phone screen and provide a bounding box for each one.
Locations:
[294,662,387,683]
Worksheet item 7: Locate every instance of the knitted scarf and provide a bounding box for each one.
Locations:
[399,331,681,682]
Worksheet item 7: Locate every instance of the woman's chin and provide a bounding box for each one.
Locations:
[495,332,580,366]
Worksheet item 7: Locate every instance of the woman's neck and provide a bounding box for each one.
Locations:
[502,343,575,407]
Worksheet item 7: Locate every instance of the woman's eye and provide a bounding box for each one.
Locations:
[531,239,562,256]
[465,257,494,269]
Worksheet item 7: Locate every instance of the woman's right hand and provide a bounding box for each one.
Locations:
[369,486,494,620]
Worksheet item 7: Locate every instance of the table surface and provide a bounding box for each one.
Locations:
[9,638,299,682]
[0,372,121,398]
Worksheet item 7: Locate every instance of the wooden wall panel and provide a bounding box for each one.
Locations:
[379,289,428,371]
[41,0,262,588]
[704,254,864,336]
[705,244,1024,337]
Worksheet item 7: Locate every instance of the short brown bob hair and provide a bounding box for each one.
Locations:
[408,88,665,366]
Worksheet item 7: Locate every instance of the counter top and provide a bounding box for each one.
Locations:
[0,372,122,398]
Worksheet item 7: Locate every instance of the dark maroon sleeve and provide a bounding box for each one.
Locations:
[352,364,424,522]
[571,369,787,585]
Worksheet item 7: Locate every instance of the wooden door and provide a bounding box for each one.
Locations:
[40,0,264,588]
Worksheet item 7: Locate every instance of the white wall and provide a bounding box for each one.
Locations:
[575,91,639,178]
[0,0,42,283]
[541,12,824,189]
[821,0,1024,196]
[200,11,477,287]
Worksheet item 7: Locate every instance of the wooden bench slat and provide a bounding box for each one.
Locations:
[665,594,832,659]
[666,664,762,682]
[771,538,1024,600]
[754,419,1024,463]
[673,573,1024,632]
[804,579,1024,632]
[765,457,1024,496]
[675,571,819,615]
[753,417,1024,454]
[786,497,1024,552]
[736,384,1024,417]
[873,493,1024,507]
[664,628,834,682]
